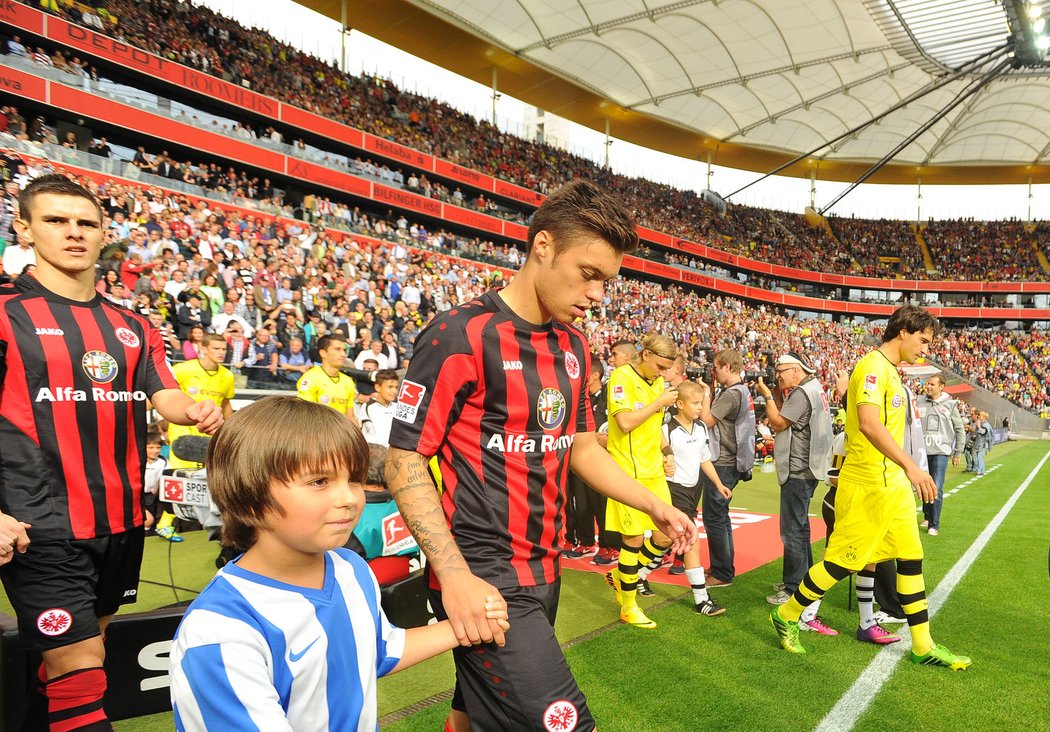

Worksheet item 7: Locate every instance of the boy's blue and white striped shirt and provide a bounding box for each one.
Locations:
[171,548,405,731]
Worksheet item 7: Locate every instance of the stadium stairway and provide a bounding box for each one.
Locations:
[1035,244,1050,274]
[914,224,937,273]
[1008,344,1042,388]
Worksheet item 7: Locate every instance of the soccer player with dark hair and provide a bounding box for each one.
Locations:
[386,179,697,731]
[770,305,972,670]
[0,174,223,731]
[297,334,358,426]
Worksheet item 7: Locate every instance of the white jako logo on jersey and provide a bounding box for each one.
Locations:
[543,699,578,731]
[115,327,140,348]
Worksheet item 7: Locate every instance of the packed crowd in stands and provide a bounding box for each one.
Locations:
[1,147,1046,417]
[921,219,1044,282]
[931,329,1049,418]
[10,0,1047,282]
[828,216,926,277]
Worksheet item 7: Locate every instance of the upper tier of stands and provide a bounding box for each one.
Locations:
[2,0,1047,284]
[3,148,1045,418]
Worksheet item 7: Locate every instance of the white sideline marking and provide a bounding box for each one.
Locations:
[815,449,1050,732]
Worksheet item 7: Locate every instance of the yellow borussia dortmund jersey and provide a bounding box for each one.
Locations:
[606,364,665,481]
[297,365,356,415]
[168,360,235,469]
[840,349,908,487]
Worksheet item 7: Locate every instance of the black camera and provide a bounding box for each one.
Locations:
[743,349,775,385]
[696,344,716,385]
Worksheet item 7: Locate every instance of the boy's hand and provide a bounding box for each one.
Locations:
[663,454,676,477]
[648,502,697,554]
[484,595,511,643]
[441,573,507,647]
[717,483,732,500]
[0,512,30,566]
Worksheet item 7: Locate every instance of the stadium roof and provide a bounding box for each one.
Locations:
[301,0,1050,185]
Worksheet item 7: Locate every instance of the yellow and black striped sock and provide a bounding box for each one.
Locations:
[781,561,852,622]
[897,559,932,654]
[636,538,668,581]
[618,546,641,608]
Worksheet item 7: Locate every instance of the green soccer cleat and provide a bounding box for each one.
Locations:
[911,643,972,670]
[605,570,622,605]
[770,607,806,654]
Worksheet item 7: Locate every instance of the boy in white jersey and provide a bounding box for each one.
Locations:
[663,381,732,616]
[170,396,508,731]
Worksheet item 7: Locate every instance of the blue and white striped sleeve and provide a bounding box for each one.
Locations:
[171,609,294,732]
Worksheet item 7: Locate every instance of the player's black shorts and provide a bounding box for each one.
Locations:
[668,480,702,520]
[0,527,144,651]
[431,578,595,732]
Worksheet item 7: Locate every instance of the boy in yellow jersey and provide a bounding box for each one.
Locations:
[771,305,972,670]
[604,335,680,629]
[297,335,359,427]
[159,334,235,541]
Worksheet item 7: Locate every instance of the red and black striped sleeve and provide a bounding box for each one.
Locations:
[388,308,483,458]
[144,319,179,395]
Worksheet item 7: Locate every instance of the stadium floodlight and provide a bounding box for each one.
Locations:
[1037,35,1050,49]
[1035,17,1047,33]
[1028,3,1042,19]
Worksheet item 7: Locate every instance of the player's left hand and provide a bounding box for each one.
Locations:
[907,464,938,503]
[186,399,223,435]
[951,454,961,467]
[649,502,697,554]
[717,484,732,500]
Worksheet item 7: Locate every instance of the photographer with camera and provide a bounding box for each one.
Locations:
[699,349,756,587]
[755,353,833,612]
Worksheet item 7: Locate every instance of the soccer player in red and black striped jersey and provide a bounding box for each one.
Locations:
[0,174,223,732]
[387,180,697,732]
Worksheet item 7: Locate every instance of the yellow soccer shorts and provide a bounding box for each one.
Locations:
[605,475,671,537]
[825,475,924,571]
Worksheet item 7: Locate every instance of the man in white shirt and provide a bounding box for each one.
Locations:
[211,300,254,338]
[2,237,35,276]
[354,339,391,370]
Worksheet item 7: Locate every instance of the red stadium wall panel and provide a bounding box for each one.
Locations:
[434,159,495,192]
[285,158,371,198]
[0,62,46,102]
[281,105,364,149]
[441,203,505,235]
[363,133,433,170]
[2,1,1050,295]
[492,178,545,207]
[0,0,41,34]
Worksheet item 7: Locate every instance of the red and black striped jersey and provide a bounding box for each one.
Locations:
[389,289,594,589]
[0,275,179,541]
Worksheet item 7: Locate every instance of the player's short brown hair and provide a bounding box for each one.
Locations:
[883,305,940,343]
[206,396,369,552]
[526,179,638,256]
[714,349,743,372]
[18,173,102,223]
[200,333,227,348]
